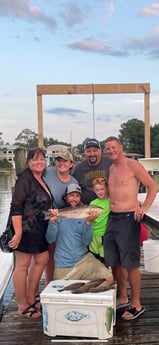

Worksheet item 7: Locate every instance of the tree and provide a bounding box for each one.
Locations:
[0,158,13,169]
[14,129,38,148]
[44,137,70,148]
[151,124,159,157]
[119,119,145,155]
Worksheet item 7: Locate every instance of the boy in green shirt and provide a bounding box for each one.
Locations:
[89,177,110,263]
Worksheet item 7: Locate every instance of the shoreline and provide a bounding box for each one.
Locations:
[0,169,15,172]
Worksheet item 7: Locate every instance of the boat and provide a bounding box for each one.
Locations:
[0,250,14,319]
[139,193,159,232]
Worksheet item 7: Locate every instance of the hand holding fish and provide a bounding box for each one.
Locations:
[48,209,60,222]
[86,210,101,224]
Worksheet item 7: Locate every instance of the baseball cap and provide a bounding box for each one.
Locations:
[84,138,101,150]
[55,150,73,162]
[65,183,82,195]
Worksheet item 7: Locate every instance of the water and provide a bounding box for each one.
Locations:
[0,171,16,235]
[0,171,16,318]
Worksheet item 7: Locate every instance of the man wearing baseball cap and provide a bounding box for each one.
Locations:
[73,138,112,204]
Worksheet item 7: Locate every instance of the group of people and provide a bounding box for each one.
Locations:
[8,136,157,321]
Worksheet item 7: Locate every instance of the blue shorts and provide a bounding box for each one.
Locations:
[104,211,140,269]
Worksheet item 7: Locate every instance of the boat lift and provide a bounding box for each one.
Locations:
[36,82,151,158]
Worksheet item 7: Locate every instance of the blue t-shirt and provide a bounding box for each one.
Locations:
[46,218,93,268]
[44,166,78,208]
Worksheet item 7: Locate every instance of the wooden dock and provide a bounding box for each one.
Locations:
[0,265,159,345]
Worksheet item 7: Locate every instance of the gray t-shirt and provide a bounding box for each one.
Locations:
[44,166,78,208]
[73,155,112,204]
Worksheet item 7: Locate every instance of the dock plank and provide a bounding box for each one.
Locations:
[1,268,159,344]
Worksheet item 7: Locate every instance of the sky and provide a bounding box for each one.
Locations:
[1,0,159,146]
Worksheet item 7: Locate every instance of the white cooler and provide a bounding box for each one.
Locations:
[40,279,116,339]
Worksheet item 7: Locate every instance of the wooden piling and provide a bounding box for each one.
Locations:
[14,148,27,176]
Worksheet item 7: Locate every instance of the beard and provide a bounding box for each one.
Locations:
[88,156,98,165]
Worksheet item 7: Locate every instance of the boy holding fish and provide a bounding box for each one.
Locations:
[45,183,113,282]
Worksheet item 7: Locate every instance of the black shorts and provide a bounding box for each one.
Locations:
[104,211,140,269]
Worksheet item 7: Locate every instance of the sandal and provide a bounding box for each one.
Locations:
[122,306,145,320]
[35,294,40,302]
[31,300,42,312]
[17,305,42,318]
[116,299,130,310]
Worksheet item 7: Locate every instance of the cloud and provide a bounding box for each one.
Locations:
[96,113,133,123]
[0,0,57,31]
[45,107,86,117]
[66,30,159,59]
[123,32,159,59]
[59,1,86,27]
[139,3,159,17]
[101,0,115,24]
[2,91,14,97]
[66,37,128,57]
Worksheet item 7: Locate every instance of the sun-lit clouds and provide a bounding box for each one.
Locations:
[123,32,159,59]
[139,3,159,17]
[0,0,57,31]
[66,30,159,59]
[1,0,159,145]
[66,37,128,57]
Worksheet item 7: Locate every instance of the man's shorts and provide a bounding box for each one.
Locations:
[54,252,113,280]
[104,211,140,269]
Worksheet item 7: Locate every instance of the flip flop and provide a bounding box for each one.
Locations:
[121,306,145,320]
[17,305,42,318]
[34,294,40,302]
[31,300,42,312]
[116,299,130,310]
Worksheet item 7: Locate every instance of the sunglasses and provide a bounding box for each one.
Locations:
[92,177,106,185]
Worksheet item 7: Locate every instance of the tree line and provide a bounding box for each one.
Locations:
[1,119,159,157]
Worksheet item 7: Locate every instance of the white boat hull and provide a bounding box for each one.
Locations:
[0,250,14,301]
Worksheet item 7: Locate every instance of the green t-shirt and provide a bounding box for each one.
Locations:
[90,198,110,236]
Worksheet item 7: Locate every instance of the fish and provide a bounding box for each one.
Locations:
[58,282,85,292]
[65,311,89,321]
[72,279,106,294]
[88,280,117,293]
[43,205,104,220]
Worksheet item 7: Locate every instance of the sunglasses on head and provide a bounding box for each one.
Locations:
[92,177,106,185]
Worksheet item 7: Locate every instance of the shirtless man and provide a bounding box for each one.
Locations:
[104,136,157,320]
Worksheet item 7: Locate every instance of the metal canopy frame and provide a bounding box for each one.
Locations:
[36,83,150,157]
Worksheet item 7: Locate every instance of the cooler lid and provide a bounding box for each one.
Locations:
[40,279,115,303]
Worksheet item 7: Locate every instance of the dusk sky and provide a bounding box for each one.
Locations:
[1,0,159,146]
